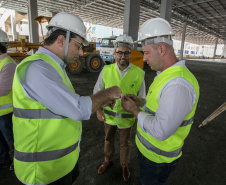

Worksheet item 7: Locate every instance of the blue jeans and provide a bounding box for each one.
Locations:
[0,113,14,164]
[137,149,179,185]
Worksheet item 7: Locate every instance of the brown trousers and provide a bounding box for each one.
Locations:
[104,123,132,167]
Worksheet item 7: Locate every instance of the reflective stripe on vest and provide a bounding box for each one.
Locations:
[136,65,199,164]
[14,142,78,162]
[0,103,13,110]
[13,107,66,119]
[102,64,144,128]
[145,106,194,127]
[13,53,81,184]
[104,109,134,118]
[145,107,155,115]
[136,131,182,158]
[0,56,16,115]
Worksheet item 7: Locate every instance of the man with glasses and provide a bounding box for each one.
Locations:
[12,12,121,185]
[94,34,146,182]
[121,18,199,185]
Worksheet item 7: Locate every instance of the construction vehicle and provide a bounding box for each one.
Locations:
[8,39,104,74]
[7,16,50,60]
[35,16,52,42]
[99,36,144,69]
[99,36,117,64]
[67,42,104,74]
[8,38,42,60]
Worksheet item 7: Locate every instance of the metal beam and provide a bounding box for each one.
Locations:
[180,22,187,60]
[160,0,173,23]
[123,0,140,45]
[28,0,39,44]
[213,38,218,59]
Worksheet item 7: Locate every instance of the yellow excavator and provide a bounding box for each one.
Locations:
[67,42,104,74]
[7,16,50,60]
[7,16,143,73]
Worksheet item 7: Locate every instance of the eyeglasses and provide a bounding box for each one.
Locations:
[71,38,84,50]
[116,51,131,57]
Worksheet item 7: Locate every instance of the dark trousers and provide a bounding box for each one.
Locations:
[137,149,179,185]
[50,162,79,185]
[0,113,14,164]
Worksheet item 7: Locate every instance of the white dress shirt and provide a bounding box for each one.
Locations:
[137,60,197,141]
[93,62,146,99]
[19,47,92,122]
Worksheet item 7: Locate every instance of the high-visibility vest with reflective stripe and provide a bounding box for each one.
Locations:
[13,53,82,184]
[0,56,16,116]
[102,64,144,128]
[136,66,199,163]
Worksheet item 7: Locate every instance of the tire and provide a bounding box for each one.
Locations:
[85,54,104,73]
[68,57,84,74]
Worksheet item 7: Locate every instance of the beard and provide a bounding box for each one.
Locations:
[117,58,129,67]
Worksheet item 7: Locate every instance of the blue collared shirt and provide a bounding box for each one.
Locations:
[19,47,92,121]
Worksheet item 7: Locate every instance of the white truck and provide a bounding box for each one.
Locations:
[99,36,117,64]
[99,36,143,64]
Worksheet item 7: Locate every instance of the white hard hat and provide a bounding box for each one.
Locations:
[115,34,134,49]
[46,12,88,46]
[0,29,9,43]
[136,18,174,43]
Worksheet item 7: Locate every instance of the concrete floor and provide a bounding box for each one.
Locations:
[187,58,226,63]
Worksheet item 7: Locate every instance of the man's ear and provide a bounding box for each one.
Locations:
[158,43,166,57]
[56,35,65,48]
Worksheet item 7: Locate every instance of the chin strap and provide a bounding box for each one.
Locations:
[64,30,70,63]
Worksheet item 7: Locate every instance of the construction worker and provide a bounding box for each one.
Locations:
[121,18,200,185]
[94,34,146,182]
[12,12,121,185]
[0,29,16,171]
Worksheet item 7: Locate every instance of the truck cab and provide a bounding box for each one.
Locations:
[99,37,117,64]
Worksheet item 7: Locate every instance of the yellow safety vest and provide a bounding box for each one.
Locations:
[0,56,16,116]
[102,64,144,128]
[13,53,82,184]
[136,66,199,163]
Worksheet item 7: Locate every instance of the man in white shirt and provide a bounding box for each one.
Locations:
[12,12,121,185]
[94,34,146,182]
[121,18,200,185]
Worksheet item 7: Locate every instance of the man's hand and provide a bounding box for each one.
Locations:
[90,86,121,114]
[121,95,141,117]
[126,94,141,107]
[105,86,122,100]
[101,99,115,109]
[96,109,106,122]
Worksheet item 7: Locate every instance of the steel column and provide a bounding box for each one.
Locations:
[213,38,218,59]
[123,0,140,49]
[28,0,39,44]
[160,0,174,23]
[180,22,187,60]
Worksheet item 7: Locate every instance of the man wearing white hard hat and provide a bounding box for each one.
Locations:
[0,29,16,171]
[12,12,121,185]
[94,34,146,182]
[121,18,200,185]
